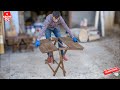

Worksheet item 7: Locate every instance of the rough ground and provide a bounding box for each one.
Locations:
[0,30,120,79]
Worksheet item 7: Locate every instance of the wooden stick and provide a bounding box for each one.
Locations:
[53,60,61,76]
[61,59,66,76]
[53,50,62,76]
[59,50,66,76]
[54,60,66,73]
[47,62,55,73]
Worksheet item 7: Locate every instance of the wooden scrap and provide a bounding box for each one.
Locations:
[79,28,88,43]
[89,34,100,41]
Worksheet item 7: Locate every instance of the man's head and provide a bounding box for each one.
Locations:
[52,11,61,22]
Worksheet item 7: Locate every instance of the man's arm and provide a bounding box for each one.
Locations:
[60,16,74,38]
[37,15,51,40]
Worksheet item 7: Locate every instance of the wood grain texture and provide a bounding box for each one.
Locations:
[59,37,84,50]
[39,37,84,53]
[39,41,58,53]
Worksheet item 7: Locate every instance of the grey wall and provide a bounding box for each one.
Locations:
[24,11,31,21]
[71,11,96,28]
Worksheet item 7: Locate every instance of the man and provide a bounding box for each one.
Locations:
[35,11,78,63]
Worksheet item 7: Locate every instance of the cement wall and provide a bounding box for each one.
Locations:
[71,11,115,36]
[19,11,25,33]
[24,11,31,21]
[71,11,96,27]
[104,11,115,31]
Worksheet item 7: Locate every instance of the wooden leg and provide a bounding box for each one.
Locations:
[12,44,18,52]
[54,60,66,73]
[60,50,66,76]
[19,45,21,52]
[53,50,66,76]
[44,39,67,76]
[53,50,62,76]
[45,59,54,70]
[61,59,66,76]
[51,52,55,64]
[26,43,34,52]
[53,60,61,76]
[26,43,30,51]
[47,62,55,73]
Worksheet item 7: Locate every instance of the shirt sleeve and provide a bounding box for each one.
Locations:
[60,16,74,38]
[37,15,51,40]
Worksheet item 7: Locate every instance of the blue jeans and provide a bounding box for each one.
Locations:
[45,28,64,57]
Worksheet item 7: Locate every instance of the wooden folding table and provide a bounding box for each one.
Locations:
[39,37,84,76]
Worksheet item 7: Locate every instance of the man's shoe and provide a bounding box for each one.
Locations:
[50,57,54,63]
[47,57,51,63]
[62,55,68,61]
[47,57,54,63]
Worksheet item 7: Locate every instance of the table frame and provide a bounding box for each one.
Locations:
[39,37,84,76]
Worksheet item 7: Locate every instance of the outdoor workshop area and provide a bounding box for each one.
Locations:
[0,11,120,79]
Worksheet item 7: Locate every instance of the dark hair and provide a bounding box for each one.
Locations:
[52,11,61,19]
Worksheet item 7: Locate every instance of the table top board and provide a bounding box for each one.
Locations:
[39,37,84,53]
[59,37,84,50]
[39,40,58,53]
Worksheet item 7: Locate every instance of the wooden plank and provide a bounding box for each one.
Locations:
[40,37,58,44]
[89,34,100,41]
[40,39,50,44]
[0,35,4,54]
[0,11,4,54]
[59,37,84,50]
[0,44,4,54]
[39,41,58,53]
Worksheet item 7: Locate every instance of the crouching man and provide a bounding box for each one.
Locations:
[35,11,78,63]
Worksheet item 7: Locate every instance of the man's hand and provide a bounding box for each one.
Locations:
[72,37,78,42]
[35,40,41,47]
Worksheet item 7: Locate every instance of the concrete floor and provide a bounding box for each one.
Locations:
[0,30,120,79]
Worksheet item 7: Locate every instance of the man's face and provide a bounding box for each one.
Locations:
[52,16,60,23]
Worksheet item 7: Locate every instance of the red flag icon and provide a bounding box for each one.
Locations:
[3,11,12,21]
